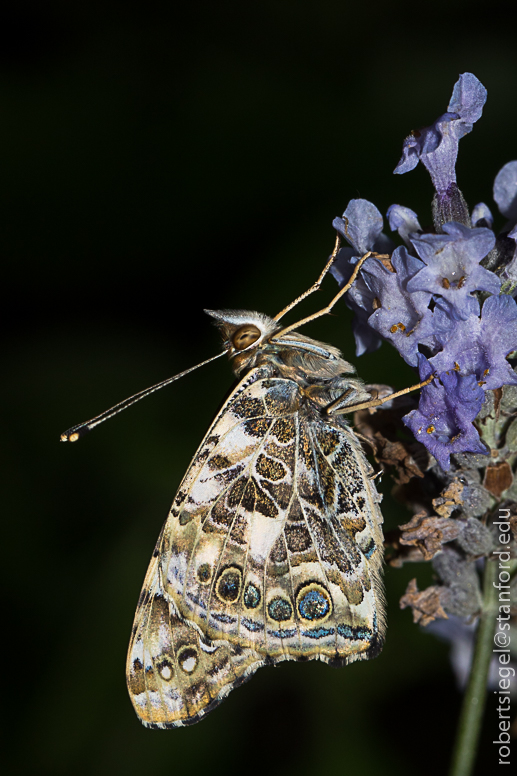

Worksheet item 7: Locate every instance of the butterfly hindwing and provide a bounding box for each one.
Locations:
[256,405,385,662]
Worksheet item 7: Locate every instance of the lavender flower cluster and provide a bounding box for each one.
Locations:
[331,73,517,470]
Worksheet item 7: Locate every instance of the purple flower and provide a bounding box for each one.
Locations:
[394,73,487,228]
[332,199,384,255]
[471,203,493,228]
[387,204,422,247]
[394,73,486,196]
[427,615,517,692]
[330,73,517,469]
[429,294,517,390]
[494,160,517,225]
[364,246,434,366]
[493,162,517,289]
[403,358,486,471]
[330,199,394,355]
[407,222,499,318]
[330,261,381,356]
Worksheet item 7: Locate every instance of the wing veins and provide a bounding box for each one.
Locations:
[298,423,340,655]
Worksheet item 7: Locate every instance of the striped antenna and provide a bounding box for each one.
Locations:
[60,351,225,442]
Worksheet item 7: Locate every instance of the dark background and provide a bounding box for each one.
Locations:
[4,2,516,775]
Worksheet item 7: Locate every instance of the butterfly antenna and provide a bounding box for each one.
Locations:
[60,351,225,442]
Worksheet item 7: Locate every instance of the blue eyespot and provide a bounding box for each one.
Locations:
[244,583,261,609]
[267,597,293,622]
[297,585,331,621]
[216,566,242,603]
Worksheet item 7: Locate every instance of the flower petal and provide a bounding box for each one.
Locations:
[403,365,486,470]
[407,223,498,318]
[493,160,517,222]
[428,295,517,390]
[471,202,493,228]
[387,204,422,247]
[332,199,384,255]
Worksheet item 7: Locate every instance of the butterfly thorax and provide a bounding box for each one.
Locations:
[205,308,372,413]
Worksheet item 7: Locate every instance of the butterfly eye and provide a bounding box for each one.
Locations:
[232,324,261,350]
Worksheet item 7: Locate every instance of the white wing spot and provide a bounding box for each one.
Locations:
[181,656,197,673]
[160,664,173,680]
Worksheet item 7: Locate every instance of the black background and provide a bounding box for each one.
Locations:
[4,2,516,775]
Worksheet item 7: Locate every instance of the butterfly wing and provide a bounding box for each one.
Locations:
[158,369,299,644]
[286,415,386,663]
[126,550,264,728]
[127,366,385,726]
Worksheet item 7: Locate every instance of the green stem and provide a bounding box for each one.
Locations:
[448,559,499,776]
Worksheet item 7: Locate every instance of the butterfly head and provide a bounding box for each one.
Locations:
[204,309,281,373]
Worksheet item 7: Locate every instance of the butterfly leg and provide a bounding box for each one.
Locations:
[327,374,435,416]
[272,250,389,338]
[273,235,342,322]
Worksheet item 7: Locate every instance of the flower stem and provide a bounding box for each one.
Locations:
[448,559,498,776]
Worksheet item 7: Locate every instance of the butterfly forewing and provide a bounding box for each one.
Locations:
[127,314,386,727]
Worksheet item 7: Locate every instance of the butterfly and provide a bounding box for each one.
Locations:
[62,249,393,728]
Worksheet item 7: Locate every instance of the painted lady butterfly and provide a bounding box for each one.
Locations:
[62,250,396,728]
